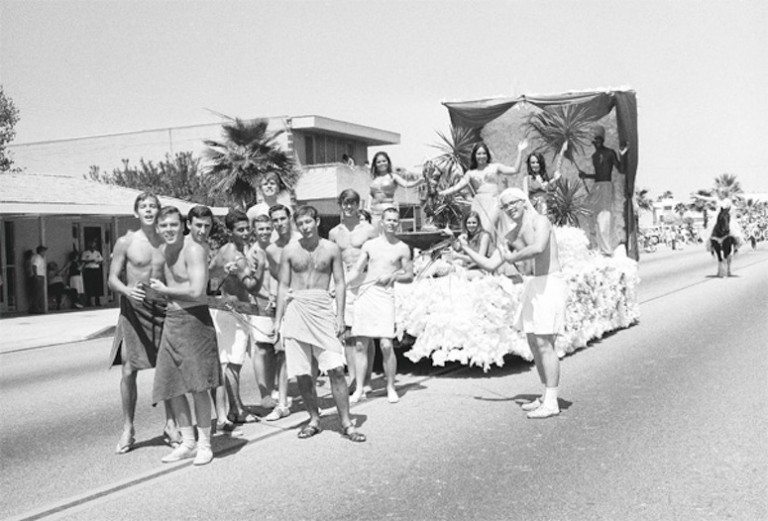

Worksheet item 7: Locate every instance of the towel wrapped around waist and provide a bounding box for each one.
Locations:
[109,295,166,370]
[152,305,221,404]
[282,289,343,355]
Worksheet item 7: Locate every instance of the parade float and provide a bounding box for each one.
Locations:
[394,88,640,370]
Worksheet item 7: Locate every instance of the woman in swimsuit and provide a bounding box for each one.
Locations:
[526,141,568,215]
[369,151,423,231]
[451,211,491,270]
[439,140,528,238]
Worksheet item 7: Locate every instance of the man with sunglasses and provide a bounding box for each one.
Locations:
[458,188,567,419]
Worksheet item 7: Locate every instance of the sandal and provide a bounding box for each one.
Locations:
[115,431,135,454]
[342,425,366,443]
[228,411,259,424]
[297,424,322,439]
[162,425,182,448]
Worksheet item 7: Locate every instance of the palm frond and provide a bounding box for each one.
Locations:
[522,104,597,163]
[548,177,591,227]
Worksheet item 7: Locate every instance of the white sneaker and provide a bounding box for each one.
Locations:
[193,446,213,466]
[521,398,542,411]
[161,444,196,463]
[526,405,560,419]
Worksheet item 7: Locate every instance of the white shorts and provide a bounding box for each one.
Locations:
[514,272,568,335]
[249,315,276,344]
[284,338,347,378]
[210,308,250,365]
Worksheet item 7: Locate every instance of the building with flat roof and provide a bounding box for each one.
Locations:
[2,115,413,314]
[0,172,229,315]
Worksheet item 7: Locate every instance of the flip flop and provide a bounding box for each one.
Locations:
[342,425,366,443]
[115,433,135,454]
[297,424,322,439]
[229,412,259,424]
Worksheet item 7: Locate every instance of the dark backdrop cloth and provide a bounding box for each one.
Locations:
[444,89,639,260]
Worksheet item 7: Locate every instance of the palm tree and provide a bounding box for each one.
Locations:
[673,202,687,223]
[522,103,597,165]
[548,177,591,227]
[690,189,717,228]
[203,118,298,209]
[714,173,743,199]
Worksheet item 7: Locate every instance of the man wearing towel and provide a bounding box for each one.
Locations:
[348,206,413,404]
[150,206,221,465]
[273,205,365,442]
[328,189,378,398]
[459,188,566,419]
[107,192,179,454]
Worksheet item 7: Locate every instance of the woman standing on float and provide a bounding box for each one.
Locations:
[526,141,568,215]
[369,151,423,231]
[439,140,528,237]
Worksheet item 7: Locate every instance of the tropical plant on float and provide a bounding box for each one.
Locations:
[420,125,480,230]
[430,125,481,180]
[522,103,597,167]
[674,202,688,223]
[713,173,743,200]
[548,177,591,227]
[203,118,299,209]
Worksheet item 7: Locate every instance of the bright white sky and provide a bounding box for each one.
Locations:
[2,0,766,197]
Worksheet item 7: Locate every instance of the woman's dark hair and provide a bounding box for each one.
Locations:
[359,209,372,223]
[469,143,492,170]
[462,211,482,238]
[712,208,731,238]
[370,152,392,177]
[526,152,549,181]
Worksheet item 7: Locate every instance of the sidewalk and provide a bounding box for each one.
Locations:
[0,308,119,353]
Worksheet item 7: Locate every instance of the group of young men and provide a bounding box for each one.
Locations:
[108,188,419,464]
[107,182,566,466]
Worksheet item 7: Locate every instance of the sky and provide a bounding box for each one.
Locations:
[2,0,767,198]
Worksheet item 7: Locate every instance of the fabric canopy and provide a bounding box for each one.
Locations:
[443,89,639,260]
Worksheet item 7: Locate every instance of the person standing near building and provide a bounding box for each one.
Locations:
[150,206,221,466]
[578,125,628,256]
[273,205,365,442]
[208,209,262,426]
[246,215,291,421]
[347,207,413,404]
[328,189,378,396]
[108,193,179,454]
[81,239,104,306]
[459,188,567,419]
[29,245,47,314]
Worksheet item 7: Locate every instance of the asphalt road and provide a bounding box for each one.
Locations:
[1,245,766,520]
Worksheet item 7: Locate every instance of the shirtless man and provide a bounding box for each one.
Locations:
[460,187,566,419]
[265,204,300,421]
[328,189,378,396]
[107,192,178,454]
[274,205,365,442]
[209,209,263,426]
[246,214,291,421]
[348,206,413,404]
[150,206,221,465]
